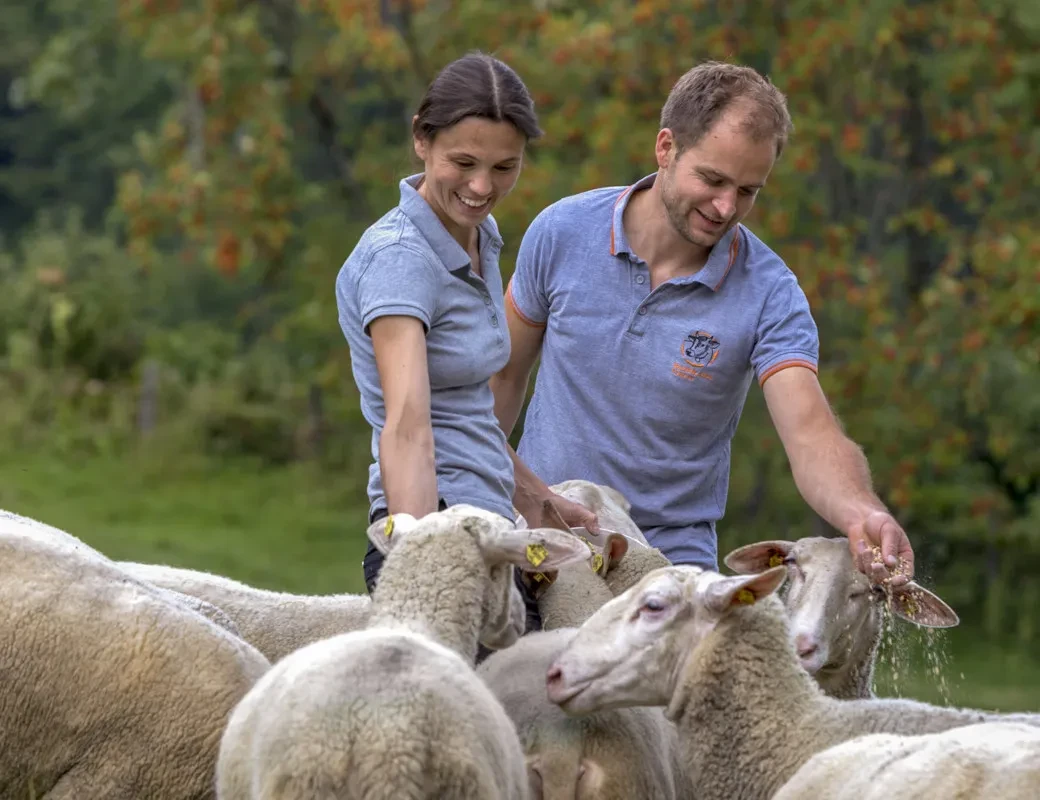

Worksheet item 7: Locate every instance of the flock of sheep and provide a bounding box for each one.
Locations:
[3,479,1039,799]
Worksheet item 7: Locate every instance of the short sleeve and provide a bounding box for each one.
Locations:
[355,245,440,336]
[752,270,820,386]
[506,204,558,327]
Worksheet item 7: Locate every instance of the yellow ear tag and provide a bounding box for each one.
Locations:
[526,543,548,567]
[592,553,604,574]
[735,588,756,605]
[768,553,784,568]
[383,515,394,537]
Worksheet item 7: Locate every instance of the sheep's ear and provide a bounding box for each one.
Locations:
[482,527,592,574]
[889,582,960,628]
[602,532,628,575]
[703,566,788,614]
[723,540,796,574]
[562,527,628,576]
[365,513,420,555]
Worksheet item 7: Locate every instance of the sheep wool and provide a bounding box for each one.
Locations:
[547,566,1040,800]
[0,509,270,800]
[479,629,691,800]
[773,721,1040,799]
[120,561,372,663]
[216,505,592,800]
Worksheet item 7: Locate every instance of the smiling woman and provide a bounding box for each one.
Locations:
[334,52,570,641]
[413,117,528,276]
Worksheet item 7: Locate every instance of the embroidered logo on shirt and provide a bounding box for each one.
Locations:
[672,330,720,382]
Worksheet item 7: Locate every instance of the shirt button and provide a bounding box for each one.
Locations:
[484,295,492,305]
[491,315,499,327]
[638,306,648,315]
[636,275,645,284]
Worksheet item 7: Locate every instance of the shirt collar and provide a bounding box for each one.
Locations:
[398,174,502,273]
[609,171,743,292]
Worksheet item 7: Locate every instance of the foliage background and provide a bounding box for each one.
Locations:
[0,0,1037,707]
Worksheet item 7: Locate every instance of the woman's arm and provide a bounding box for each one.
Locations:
[370,315,439,517]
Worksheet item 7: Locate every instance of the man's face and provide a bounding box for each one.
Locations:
[657,107,777,250]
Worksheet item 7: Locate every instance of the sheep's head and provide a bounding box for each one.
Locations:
[549,480,650,548]
[515,495,632,588]
[367,505,594,651]
[724,537,958,680]
[545,565,788,715]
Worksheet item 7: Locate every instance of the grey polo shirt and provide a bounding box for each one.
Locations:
[336,174,515,521]
[507,172,819,568]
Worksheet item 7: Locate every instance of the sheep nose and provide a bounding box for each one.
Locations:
[794,633,818,659]
[546,664,562,687]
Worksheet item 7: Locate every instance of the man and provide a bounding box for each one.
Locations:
[492,61,914,586]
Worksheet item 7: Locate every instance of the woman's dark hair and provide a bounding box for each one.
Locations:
[412,52,542,143]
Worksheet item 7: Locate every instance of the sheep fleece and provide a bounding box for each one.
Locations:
[0,511,270,800]
[217,629,528,800]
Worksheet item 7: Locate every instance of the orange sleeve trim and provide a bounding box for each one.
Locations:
[758,359,818,386]
[506,281,546,328]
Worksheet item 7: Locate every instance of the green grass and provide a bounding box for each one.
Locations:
[0,445,372,595]
[1,441,1038,713]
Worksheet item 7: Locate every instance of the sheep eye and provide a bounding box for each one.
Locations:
[641,596,666,613]
[781,555,796,566]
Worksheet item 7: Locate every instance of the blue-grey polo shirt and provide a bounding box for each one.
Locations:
[336,174,515,522]
[507,173,819,568]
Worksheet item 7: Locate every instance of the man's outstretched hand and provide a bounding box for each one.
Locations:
[847,510,914,588]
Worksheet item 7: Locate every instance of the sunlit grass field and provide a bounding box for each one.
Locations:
[2,444,1037,713]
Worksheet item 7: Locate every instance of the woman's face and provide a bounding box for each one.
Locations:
[414,117,526,245]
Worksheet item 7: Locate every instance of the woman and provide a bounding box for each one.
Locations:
[335,52,597,629]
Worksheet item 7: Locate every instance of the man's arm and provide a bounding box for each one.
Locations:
[762,366,914,586]
[491,288,544,438]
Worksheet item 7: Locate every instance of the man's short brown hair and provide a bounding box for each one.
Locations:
[660,61,794,158]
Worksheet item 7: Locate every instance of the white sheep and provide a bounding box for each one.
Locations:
[0,508,270,799]
[478,628,691,800]
[723,536,959,698]
[216,505,592,800]
[519,480,672,606]
[773,721,1040,799]
[548,480,650,547]
[118,561,372,663]
[536,559,618,631]
[513,487,633,630]
[545,564,1040,800]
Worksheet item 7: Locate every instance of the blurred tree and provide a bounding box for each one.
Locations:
[5,0,1036,632]
[0,0,171,237]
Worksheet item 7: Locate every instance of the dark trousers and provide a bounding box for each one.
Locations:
[364,507,542,663]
